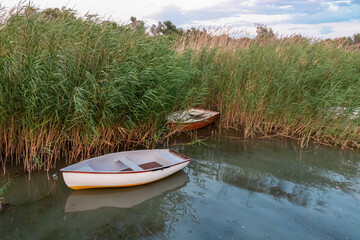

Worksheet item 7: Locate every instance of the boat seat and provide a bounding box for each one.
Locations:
[115,157,143,171]
[139,161,162,170]
[78,165,94,172]
[157,151,183,164]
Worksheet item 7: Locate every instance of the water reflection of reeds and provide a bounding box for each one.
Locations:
[182,135,360,208]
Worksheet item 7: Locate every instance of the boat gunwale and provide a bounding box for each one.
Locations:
[60,150,191,174]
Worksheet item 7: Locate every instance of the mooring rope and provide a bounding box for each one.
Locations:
[45,173,59,197]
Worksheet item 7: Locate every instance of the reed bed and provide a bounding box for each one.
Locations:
[0,6,203,172]
[179,32,360,149]
[0,5,360,173]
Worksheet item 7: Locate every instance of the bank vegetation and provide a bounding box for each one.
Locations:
[0,5,359,172]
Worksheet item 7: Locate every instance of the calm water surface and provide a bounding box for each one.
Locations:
[1,131,360,239]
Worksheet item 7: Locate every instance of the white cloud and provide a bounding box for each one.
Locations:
[0,0,230,19]
[189,14,293,26]
[327,2,340,11]
[279,5,293,9]
[325,0,352,12]
[271,20,360,38]
[336,0,352,4]
[1,1,155,20]
[167,0,230,11]
[1,0,359,38]
[242,0,256,7]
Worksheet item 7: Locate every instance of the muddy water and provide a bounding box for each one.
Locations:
[1,131,359,239]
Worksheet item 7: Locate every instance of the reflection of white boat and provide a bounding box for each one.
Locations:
[167,108,219,131]
[65,171,189,212]
[60,149,191,190]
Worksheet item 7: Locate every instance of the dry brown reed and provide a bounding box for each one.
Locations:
[177,27,253,52]
[0,125,162,174]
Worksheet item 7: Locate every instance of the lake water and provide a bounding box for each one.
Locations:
[1,130,360,239]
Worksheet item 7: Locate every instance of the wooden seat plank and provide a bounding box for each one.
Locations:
[139,161,163,170]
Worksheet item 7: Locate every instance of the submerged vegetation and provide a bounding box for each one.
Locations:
[0,178,12,195]
[0,5,360,172]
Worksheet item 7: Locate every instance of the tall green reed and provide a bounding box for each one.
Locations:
[181,34,360,148]
[1,5,360,173]
[0,6,202,172]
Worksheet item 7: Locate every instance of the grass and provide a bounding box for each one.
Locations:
[0,5,359,173]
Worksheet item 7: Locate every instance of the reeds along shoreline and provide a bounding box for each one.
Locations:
[0,6,203,172]
[0,6,360,173]
[193,37,360,149]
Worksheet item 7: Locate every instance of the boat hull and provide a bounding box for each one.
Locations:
[62,161,190,190]
[168,108,219,131]
[168,113,219,130]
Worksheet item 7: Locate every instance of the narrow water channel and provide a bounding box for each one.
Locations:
[1,131,359,239]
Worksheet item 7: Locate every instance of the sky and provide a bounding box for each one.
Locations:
[1,0,360,38]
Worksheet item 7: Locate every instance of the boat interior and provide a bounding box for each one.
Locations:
[62,150,185,172]
[168,109,218,123]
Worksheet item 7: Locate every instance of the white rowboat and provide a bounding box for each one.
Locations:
[329,107,360,120]
[60,149,191,190]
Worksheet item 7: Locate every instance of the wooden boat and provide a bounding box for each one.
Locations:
[330,107,359,120]
[65,171,189,212]
[60,149,191,190]
[167,108,219,131]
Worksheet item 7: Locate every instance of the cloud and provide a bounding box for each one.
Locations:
[327,2,340,11]
[165,0,230,11]
[324,0,353,11]
[188,14,293,27]
[1,0,359,38]
[270,20,360,38]
[279,5,293,9]
[290,4,360,24]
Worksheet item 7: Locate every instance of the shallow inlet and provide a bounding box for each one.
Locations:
[0,131,360,239]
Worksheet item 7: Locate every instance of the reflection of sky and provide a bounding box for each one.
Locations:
[178,136,360,239]
[1,0,360,38]
[1,136,360,239]
[183,136,360,203]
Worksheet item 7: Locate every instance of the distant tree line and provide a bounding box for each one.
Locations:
[130,17,211,37]
[129,17,360,47]
[130,17,184,36]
